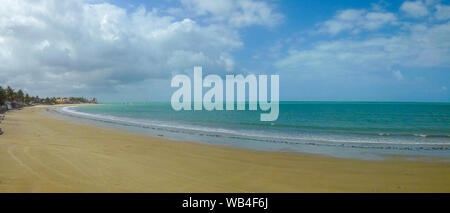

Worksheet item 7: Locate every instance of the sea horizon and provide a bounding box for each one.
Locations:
[98,101,450,104]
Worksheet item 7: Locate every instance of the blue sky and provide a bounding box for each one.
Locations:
[0,0,449,102]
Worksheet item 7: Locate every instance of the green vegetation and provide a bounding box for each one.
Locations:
[0,86,6,106]
[0,85,97,110]
[16,89,24,103]
[6,86,14,102]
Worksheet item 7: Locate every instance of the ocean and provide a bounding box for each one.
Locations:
[58,102,450,160]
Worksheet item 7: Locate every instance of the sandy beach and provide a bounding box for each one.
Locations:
[0,105,449,192]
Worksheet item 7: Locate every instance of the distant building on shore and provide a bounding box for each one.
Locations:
[53,97,97,104]
[5,101,18,110]
[89,98,98,104]
[55,98,70,104]
[6,101,12,110]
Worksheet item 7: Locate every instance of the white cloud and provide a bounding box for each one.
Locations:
[179,0,283,27]
[393,70,404,80]
[435,4,450,20]
[317,9,397,35]
[276,1,450,76]
[400,1,429,18]
[276,22,450,73]
[0,0,246,96]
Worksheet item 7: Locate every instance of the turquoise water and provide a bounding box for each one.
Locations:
[62,102,450,159]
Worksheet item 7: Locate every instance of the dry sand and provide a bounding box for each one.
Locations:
[0,106,449,192]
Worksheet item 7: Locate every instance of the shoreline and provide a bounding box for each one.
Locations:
[52,104,450,161]
[0,106,449,192]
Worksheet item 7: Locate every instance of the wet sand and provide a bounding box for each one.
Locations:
[0,106,449,192]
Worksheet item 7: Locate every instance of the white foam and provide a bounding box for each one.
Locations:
[60,106,237,135]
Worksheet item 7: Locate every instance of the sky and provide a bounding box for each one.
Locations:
[0,0,449,102]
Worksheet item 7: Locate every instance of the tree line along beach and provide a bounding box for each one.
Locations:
[0,85,97,135]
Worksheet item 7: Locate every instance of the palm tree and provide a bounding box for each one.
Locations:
[0,86,6,106]
[16,89,24,103]
[24,93,30,105]
[6,86,14,102]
